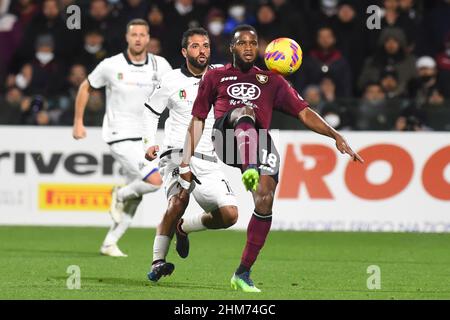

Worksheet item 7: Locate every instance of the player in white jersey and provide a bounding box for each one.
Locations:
[72,19,172,257]
[142,28,238,281]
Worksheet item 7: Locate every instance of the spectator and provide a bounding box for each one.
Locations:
[358,27,416,96]
[318,77,354,130]
[12,34,65,97]
[119,0,150,24]
[408,56,446,107]
[60,90,105,126]
[0,0,22,85]
[380,69,404,99]
[20,95,54,126]
[395,106,431,131]
[435,31,450,97]
[205,8,228,64]
[419,0,450,57]
[11,0,39,28]
[0,86,24,124]
[311,0,339,26]
[146,5,167,41]
[223,1,255,35]
[147,37,162,55]
[255,3,280,41]
[84,0,123,53]
[163,0,205,66]
[303,85,324,112]
[58,64,87,111]
[17,0,75,64]
[75,30,108,73]
[357,82,402,131]
[330,1,365,93]
[270,0,312,52]
[295,26,352,97]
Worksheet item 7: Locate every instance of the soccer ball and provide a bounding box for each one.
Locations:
[264,38,303,76]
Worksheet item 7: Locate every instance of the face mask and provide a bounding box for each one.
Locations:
[229,6,245,20]
[208,21,224,36]
[85,44,102,54]
[36,52,54,65]
[420,75,433,83]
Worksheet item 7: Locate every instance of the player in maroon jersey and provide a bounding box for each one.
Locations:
[177,25,363,292]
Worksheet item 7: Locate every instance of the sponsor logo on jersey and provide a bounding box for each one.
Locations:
[220,76,237,83]
[256,74,268,84]
[227,83,261,101]
[39,184,113,211]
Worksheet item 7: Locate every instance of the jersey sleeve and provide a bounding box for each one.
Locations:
[142,73,174,151]
[274,75,309,118]
[191,70,216,119]
[87,59,108,89]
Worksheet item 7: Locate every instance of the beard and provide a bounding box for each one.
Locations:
[234,53,255,72]
[187,54,210,69]
[129,46,146,56]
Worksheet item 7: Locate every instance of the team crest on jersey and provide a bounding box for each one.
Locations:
[179,89,187,100]
[256,74,268,84]
[117,73,123,80]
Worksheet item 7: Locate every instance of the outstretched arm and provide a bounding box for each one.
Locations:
[72,79,92,139]
[298,107,364,163]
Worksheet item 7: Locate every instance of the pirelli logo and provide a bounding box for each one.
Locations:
[39,184,113,211]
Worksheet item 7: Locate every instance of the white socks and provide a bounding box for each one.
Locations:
[103,213,133,246]
[153,235,171,262]
[118,180,160,201]
[181,212,207,234]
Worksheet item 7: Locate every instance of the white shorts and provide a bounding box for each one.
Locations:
[159,151,237,213]
[109,140,159,183]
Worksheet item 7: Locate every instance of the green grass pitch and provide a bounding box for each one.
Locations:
[0,226,449,299]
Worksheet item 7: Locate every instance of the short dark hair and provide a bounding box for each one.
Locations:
[181,27,209,49]
[230,24,257,45]
[126,19,149,33]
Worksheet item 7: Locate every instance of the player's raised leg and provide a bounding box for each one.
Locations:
[176,205,238,258]
[231,175,277,292]
[229,106,260,191]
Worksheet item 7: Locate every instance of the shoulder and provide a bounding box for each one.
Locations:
[161,68,183,82]
[152,54,170,64]
[202,64,228,82]
[104,53,126,65]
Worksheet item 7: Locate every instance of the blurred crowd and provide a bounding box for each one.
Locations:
[0,0,450,130]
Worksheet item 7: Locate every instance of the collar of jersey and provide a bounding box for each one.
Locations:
[122,50,149,67]
[225,63,261,73]
[180,63,212,79]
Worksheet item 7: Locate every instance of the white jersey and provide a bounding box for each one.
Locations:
[142,64,220,155]
[88,51,172,143]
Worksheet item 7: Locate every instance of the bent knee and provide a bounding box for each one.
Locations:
[221,206,238,227]
[255,192,274,213]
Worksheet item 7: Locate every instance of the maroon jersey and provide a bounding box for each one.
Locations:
[192,63,309,129]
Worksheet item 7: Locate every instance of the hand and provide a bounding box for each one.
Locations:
[335,134,364,163]
[178,163,201,191]
[73,122,86,140]
[145,145,159,161]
